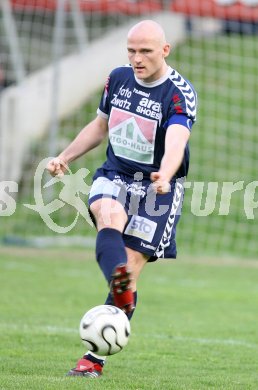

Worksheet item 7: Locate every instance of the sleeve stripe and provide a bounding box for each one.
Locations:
[169,69,197,120]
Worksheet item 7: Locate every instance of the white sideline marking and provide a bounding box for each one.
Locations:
[142,333,258,350]
[1,323,257,350]
[0,323,77,334]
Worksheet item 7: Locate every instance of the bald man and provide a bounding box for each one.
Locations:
[47,20,197,378]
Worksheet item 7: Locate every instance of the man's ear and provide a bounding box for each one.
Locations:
[163,43,171,58]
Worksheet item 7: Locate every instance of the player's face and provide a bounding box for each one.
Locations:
[127,36,170,83]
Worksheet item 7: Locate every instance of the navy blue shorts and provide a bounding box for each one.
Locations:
[88,168,185,262]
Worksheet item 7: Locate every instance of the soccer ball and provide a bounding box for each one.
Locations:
[79,305,131,356]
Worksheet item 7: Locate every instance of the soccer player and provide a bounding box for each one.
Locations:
[47,19,197,377]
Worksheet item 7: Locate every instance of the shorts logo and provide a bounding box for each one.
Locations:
[124,216,157,242]
[109,107,156,164]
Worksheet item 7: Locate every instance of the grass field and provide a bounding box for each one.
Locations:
[0,247,258,389]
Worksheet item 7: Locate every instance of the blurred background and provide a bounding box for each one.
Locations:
[0,0,257,258]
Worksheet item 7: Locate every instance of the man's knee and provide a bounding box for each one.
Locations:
[90,198,127,230]
[89,198,102,217]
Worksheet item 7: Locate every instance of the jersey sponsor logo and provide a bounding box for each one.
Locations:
[118,85,132,98]
[124,216,157,242]
[109,107,157,164]
[136,97,162,121]
[111,85,132,110]
[111,94,131,110]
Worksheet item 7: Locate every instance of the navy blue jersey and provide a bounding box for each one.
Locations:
[97,65,197,180]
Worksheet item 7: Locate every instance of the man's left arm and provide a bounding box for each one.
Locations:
[151,124,190,194]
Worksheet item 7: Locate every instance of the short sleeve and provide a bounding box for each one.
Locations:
[168,114,193,131]
[97,75,111,116]
[167,71,197,129]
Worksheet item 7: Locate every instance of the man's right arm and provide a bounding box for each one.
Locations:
[47,115,108,177]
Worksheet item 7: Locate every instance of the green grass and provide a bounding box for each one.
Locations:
[0,248,258,389]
